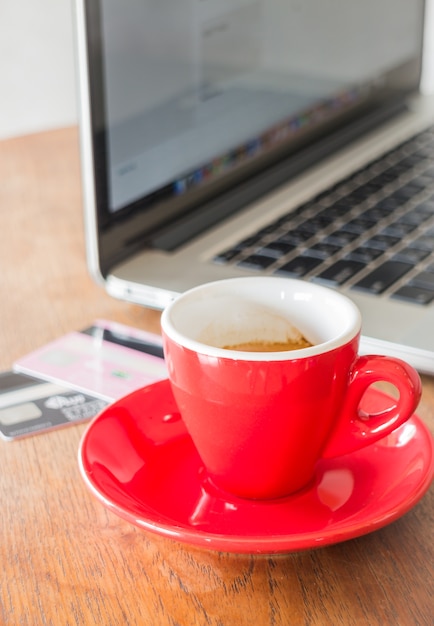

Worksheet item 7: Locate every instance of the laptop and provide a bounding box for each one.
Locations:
[73,0,434,373]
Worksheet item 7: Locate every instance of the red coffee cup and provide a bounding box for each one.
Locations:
[161,277,421,499]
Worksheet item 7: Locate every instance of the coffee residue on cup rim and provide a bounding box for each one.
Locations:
[223,335,313,352]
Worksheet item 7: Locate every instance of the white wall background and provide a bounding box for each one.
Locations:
[0,1,77,140]
[0,0,433,141]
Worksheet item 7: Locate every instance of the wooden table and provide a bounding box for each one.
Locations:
[0,128,433,626]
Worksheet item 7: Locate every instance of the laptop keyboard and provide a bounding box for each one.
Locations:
[213,126,434,305]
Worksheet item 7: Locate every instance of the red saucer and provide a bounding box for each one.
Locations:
[78,379,433,553]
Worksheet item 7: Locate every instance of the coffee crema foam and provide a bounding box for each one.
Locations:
[223,337,313,352]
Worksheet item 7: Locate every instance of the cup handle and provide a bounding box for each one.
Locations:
[321,355,422,459]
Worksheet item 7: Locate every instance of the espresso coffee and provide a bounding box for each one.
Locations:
[223,337,313,352]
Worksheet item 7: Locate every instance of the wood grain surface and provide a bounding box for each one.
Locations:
[0,128,433,626]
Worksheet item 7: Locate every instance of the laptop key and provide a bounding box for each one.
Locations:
[275,255,322,277]
[258,241,295,258]
[378,193,406,211]
[346,246,384,263]
[394,182,426,200]
[307,242,341,259]
[365,233,401,250]
[410,270,434,291]
[392,247,431,264]
[298,215,335,232]
[277,230,314,246]
[373,166,402,184]
[392,285,434,305]
[363,205,396,221]
[352,261,413,294]
[344,217,377,233]
[382,222,418,237]
[411,234,434,251]
[413,200,434,214]
[398,207,433,226]
[255,224,283,238]
[238,234,266,247]
[214,248,243,263]
[411,174,434,188]
[215,234,264,263]
[316,203,350,221]
[315,259,365,285]
[237,254,276,271]
[323,229,361,246]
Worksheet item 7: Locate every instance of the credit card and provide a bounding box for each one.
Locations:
[13,319,167,401]
[0,371,107,440]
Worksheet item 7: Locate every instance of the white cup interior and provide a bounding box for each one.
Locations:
[161,277,361,360]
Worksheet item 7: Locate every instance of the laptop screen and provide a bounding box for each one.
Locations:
[79,0,425,265]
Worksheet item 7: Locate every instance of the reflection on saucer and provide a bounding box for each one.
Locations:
[189,488,239,528]
[317,469,355,512]
[381,422,418,448]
